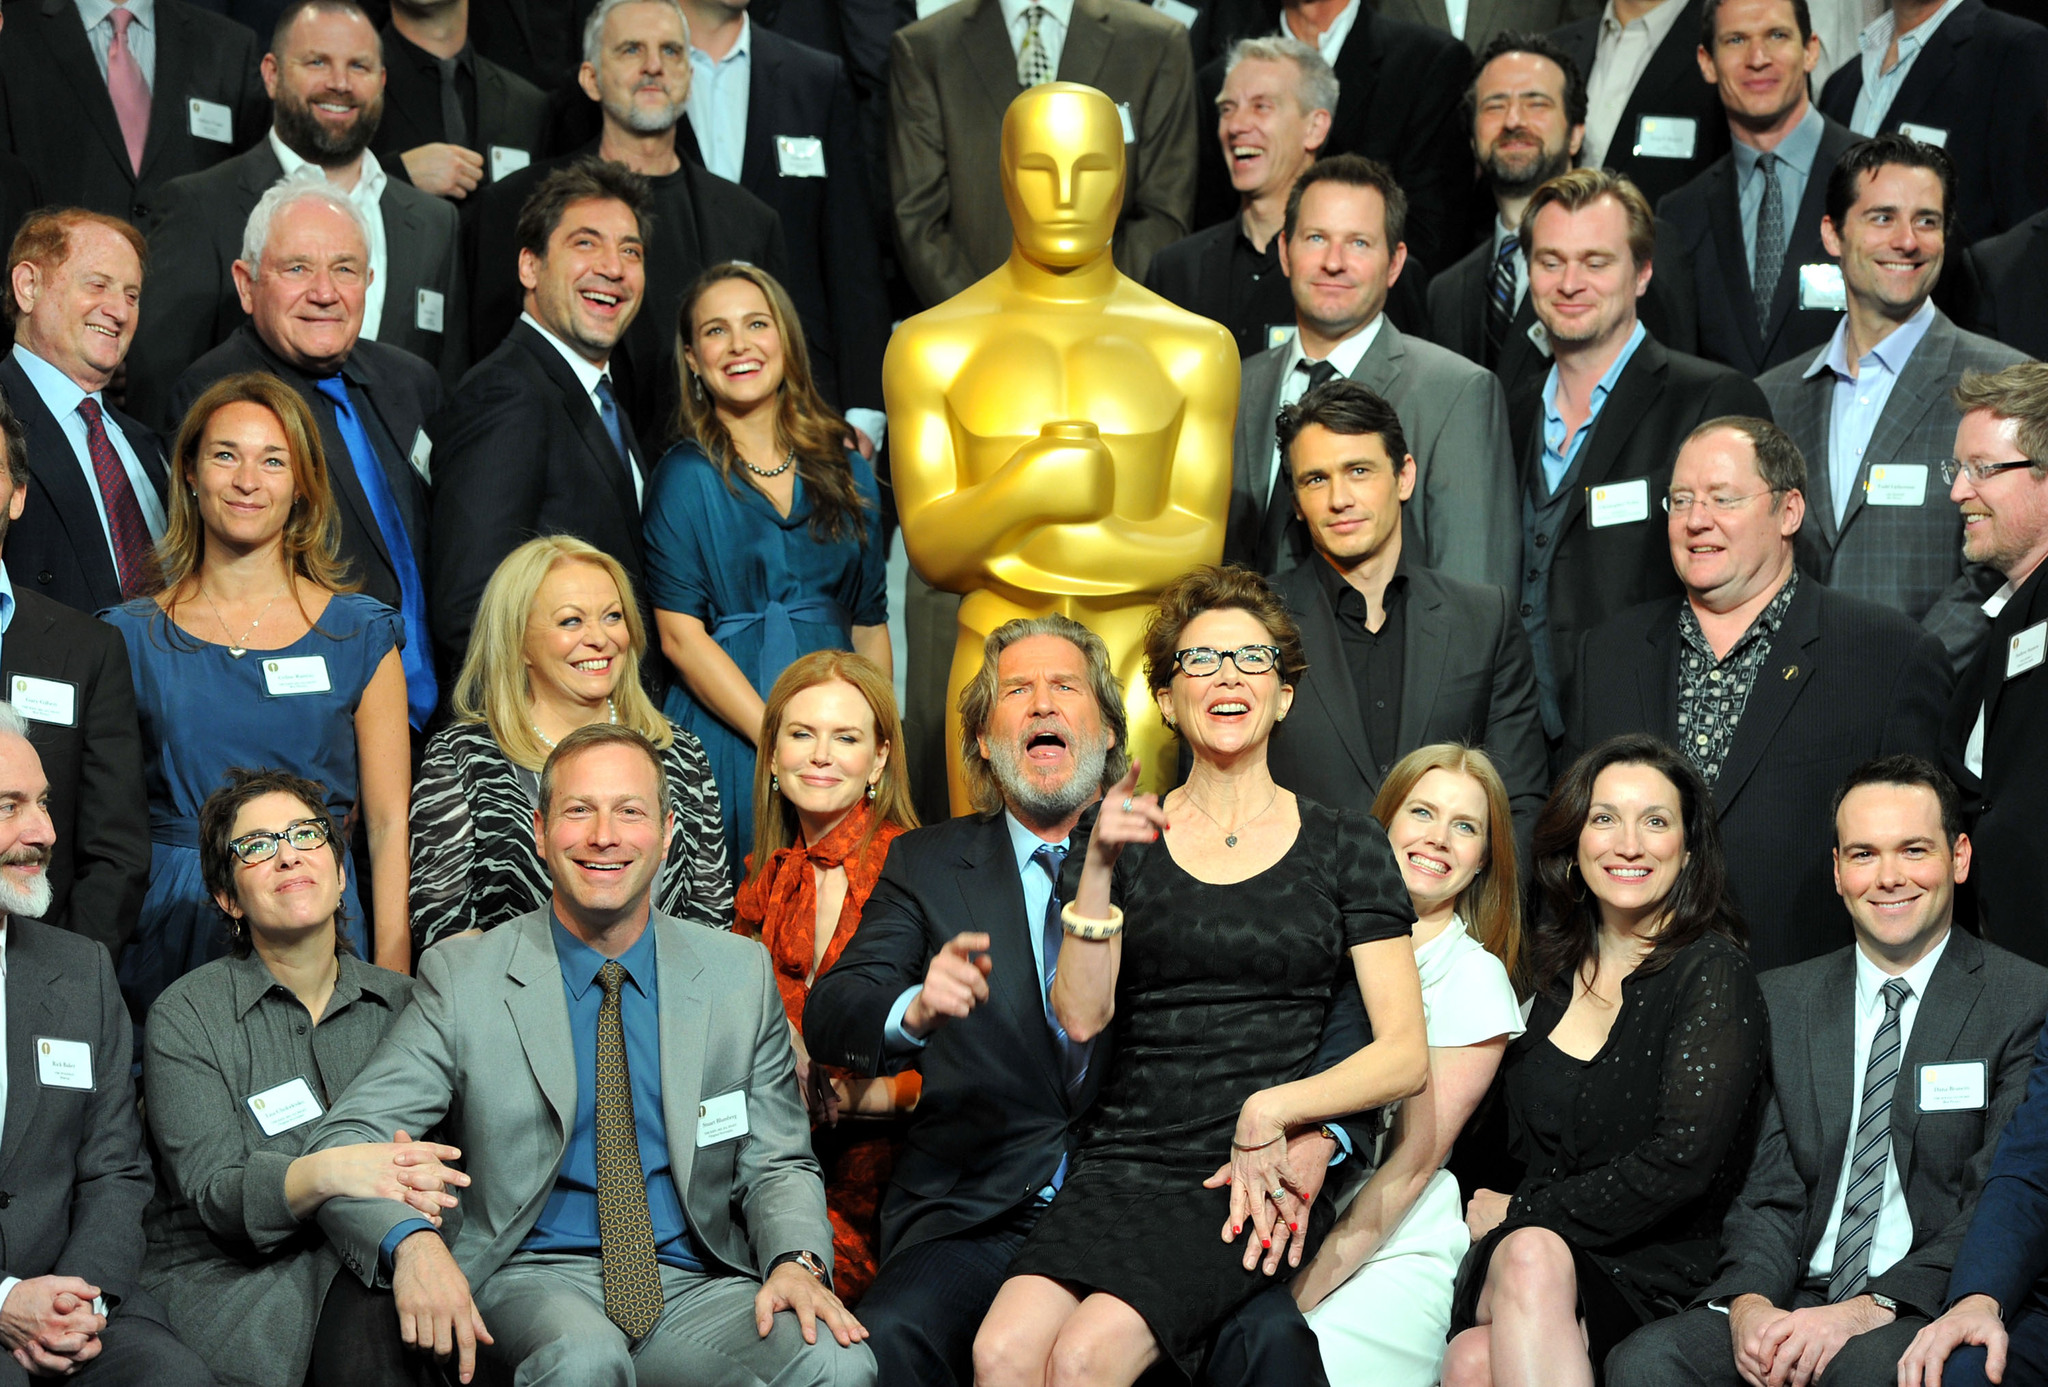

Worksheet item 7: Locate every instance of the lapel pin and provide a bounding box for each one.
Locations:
[1782,665,1799,680]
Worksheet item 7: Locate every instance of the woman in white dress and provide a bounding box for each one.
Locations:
[1293,743,1529,1386]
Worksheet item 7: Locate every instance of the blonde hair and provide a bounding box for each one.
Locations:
[1371,742,1525,990]
[452,536,673,771]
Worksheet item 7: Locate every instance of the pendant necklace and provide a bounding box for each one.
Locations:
[1177,785,1280,848]
[200,585,286,659]
[532,698,618,749]
[740,448,796,479]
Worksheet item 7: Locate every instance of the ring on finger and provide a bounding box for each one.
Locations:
[1267,1188,1286,1202]
[1121,797,1134,813]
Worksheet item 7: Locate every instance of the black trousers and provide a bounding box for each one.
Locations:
[1605,1302,1928,1387]
[304,1271,441,1387]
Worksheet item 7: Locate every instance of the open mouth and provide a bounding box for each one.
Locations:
[1603,864,1652,881]
[1206,700,1250,720]
[1025,728,1069,763]
[1230,144,1265,165]
[571,657,613,673]
[575,858,628,874]
[725,360,763,378]
[1406,851,1450,878]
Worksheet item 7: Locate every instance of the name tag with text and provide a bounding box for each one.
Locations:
[697,1089,750,1146]
[1899,123,1949,149]
[1587,478,1650,528]
[489,146,531,182]
[9,675,75,727]
[247,1077,324,1136]
[262,656,332,697]
[2008,620,2047,679]
[36,1038,92,1090]
[1864,463,1928,506]
[1918,1060,1987,1112]
[416,288,445,335]
[1798,263,1846,312]
[1633,115,1697,159]
[188,98,233,144]
[775,136,826,178]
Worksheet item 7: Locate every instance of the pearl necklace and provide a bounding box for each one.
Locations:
[740,448,796,479]
[532,698,617,749]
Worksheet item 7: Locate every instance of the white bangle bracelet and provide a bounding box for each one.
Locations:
[1060,902,1125,940]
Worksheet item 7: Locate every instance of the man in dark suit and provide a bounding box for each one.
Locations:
[1659,0,1858,375]
[1954,205,2048,362]
[1553,0,1729,208]
[127,0,466,431]
[1817,0,2048,243]
[1571,416,1950,969]
[169,176,441,729]
[1608,756,2048,1387]
[0,209,169,616]
[1380,0,1601,53]
[465,0,594,92]
[372,0,552,206]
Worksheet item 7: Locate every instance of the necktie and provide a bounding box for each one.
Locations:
[1486,235,1519,368]
[1829,976,1912,1301]
[1032,843,1087,1094]
[312,376,438,728]
[77,399,153,599]
[594,375,637,504]
[1018,6,1055,87]
[106,8,151,177]
[435,55,469,148]
[593,960,665,1339]
[1753,152,1786,335]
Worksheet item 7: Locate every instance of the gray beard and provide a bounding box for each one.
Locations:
[0,870,53,921]
[603,94,687,136]
[990,731,1109,826]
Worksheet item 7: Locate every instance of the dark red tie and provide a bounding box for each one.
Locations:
[78,398,153,598]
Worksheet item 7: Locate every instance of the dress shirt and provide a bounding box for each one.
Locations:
[1444,0,1471,39]
[1312,552,1408,776]
[1675,569,1799,784]
[1268,317,1384,501]
[1805,295,1936,527]
[270,131,392,342]
[998,0,1073,69]
[1492,215,1530,317]
[383,26,479,149]
[0,565,14,671]
[10,346,167,549]
[1279,0,1365,65]
[1225,219,1293,360]
[521,915,703,1270]
[1963,579,2015,777]
[75,0,156,88]
[1804,930,1952,1279]
[1582,0,1690,171]
[1850,0,1967,135]
[686,16,753,185]
[1734,103,1826,278]
[1539,320,1647,495]
[519,312,643,505]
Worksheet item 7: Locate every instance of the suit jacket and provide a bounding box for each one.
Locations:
[0,151,38,252]
[1552,0,1731,209]
[0,353,169,616]
[1817,0,2048,242]
[1697,932,2048,1318]
[1227,319,1520,589]
[0,592,149,957]
[1946,1010,2048,1321]
[312,908,828,1288]
[0,0,268,227]
[887,0,1199,308]
[465,0,596,94]
[127,138,467,432]
[1955,205,2048,362]
[371,30,552,184]
[1657,113,1860,377]
[1570,578,1953,971]
[1374,0,1600,52]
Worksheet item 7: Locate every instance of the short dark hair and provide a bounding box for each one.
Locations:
[1277,378,1410,486]
[1142,564,1309,699]
[1832,754,1965,847]
[1825,132,1958,237]
[1465,32,1588,132]
[198,767,351,959]
[0,389,24,489]
[1681,414,1808,495]
[1700,0,1812,49]
[514,157,655,264]
[537,723,672,820]
[1282,154,1408,248]
[270,0,377,56]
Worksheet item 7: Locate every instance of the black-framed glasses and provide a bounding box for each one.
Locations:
[1172,645,1282,677]
[1940,458,2037,486]
[228,817,333,865]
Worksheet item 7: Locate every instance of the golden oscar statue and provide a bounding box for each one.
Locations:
[886,81,1239,813]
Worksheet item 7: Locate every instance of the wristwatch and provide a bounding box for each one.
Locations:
[770,1250,832,1291]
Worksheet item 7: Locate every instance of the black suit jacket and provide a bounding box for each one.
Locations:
[169,325,439,619]
[0,152,38,251]
[372,29,552,185]
[1817,0,2048,242]
[0,0,268,226]
[1657,113,1860,376]
[1571,578,1952,971]
[1552,0,1730,209]
[1955,205,2048,360]
[0,591,149,957]
[465,0,596,94]
[0,354,168,616]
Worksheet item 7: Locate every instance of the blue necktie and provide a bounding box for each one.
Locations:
[594,374,637,507]
[1032,842,1086,1195]
[313,376,438,729]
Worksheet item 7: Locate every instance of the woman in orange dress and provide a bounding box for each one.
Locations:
[735,649,920,1303]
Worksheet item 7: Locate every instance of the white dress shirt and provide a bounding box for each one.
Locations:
[1279,0,1364,65]
[686,15,753,185]
[75,0,156,88]
[519,312,643,506]
[1964,580,2016,777]
[10,345,168,551]
[269,130,392,342]
[998,0,1074,70]
[1266,316,1383,502]
[1851,0,1967,135]
[1581,0,1689,171]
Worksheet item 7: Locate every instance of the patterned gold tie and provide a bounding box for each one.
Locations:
[594,960,665,1338]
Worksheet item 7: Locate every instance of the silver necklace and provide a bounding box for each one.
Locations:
[1176,784,1280,848]
[532,698,618,749]
[740,448,796,479]
[199,584,287,659]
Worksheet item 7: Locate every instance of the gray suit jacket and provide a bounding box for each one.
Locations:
[1227,319,1519,588]
[1698,930,2048,1317]
[310,909,828,1290]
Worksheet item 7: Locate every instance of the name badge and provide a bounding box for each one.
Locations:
[262,656,331,697]
[1918,1059,1987,1113]
[1899,122,1949,149]
[1587,477,1650,528]
[488,145,531,183]
[1152,0,1199,23]
[1864,463,1928,507]
[1798,263,1846,312]
[1633,115,1697,160]
[409,428,433,483]
[1266,324,1294,351]
[2008,620,2047,679]
[696,1089,750,1147]
[1527,318,1552,358]
[1117,101,1137,145]
[188,97,233,144]
[415,288,445,335]
[35,1038,92,1090]
[247,1077,324,1136]
[774,136,826,178]
[8,675,76,727]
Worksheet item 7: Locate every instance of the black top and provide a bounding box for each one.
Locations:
[1225,227,1291,359]
[1311,554,1408,778]
[378,26,479,151]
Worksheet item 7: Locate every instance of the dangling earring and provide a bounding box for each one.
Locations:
[769,773,779,794]
[866,781,878,801]
[691,373,706,401]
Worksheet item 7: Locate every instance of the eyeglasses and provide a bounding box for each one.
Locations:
[1661,489,1776,515]
[1940,458,2037,485]
[228,817,333,865]
[1171,645,1282,677]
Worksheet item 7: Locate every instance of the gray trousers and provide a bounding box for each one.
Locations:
[1606,1302,1927,1387]
[474,1253,876,1387]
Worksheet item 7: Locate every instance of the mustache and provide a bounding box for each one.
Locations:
[0,846,49,869]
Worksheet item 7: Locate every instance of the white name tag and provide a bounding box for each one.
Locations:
[1527,318,1552,358]
[409,428,433,483]
[1798,262,1846,312]
[696,1089,750,1146]
[774,135,826,178]
[188,97,233,144]
[415,288,445,335]
[1864,463,1928,507]
[262,656,332,697]
[1117,101,1136,145]
[1633,115,1697,160]
[35,1037,92,1090]
[9,675,76,727]
[1587,477,1650,528]
[1267,324,1294,351]
[1899,122,1949,149]
[246,1077,324,1136]
[1152,0,1199,23]
[2008,620,2047,679]
[489,145,531,183]
[1918,1059,1987,1113]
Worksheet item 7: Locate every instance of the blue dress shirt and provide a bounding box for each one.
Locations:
[11,346,166,548]
[1733,103,1826,277]
[1805,296,1937,526]
[685,17,752,185]
[1540,321,1647,495]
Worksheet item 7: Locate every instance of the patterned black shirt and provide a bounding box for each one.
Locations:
[1675,571,1800,785]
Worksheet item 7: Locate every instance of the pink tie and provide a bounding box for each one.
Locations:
[106,8,151,177]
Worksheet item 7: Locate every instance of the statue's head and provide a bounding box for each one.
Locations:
[1000,83,1126,268]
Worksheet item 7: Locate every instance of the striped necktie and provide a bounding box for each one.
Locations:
[1829,976,1911,1301]
[1485,234,1519,367]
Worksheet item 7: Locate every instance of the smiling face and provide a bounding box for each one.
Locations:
[523,559,629,715]
[1472,51,1582,197]
[1001,87,1126,268]
[772,678,887,834]
[1834,780,1965,967]
[1953,408,2048,579]
[521,196,646,363]
[1289,422,1415,567]
[581,0,692,135]
[1216,57,1329,201]
[1528,195,1651,352]
[683,277,785,414]
[0,734,54,921]
[1157,607,1294,764]
[1821,162,1946,324]
[265,7,386,165]
[1667,426,1802,609]
[1698,0,1817,133]
[189,401,298,553]
[11,221,143,394]
[979,633,1113,827]
[236,198,369,375]
[1280,180,1406,342]
[1387,767,1490,917]
[1576,762,1689,923]
[538,740,675,927]
[214,790,344,944]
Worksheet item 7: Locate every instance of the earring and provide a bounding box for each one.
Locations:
[769,774,779,794]
[866,782,878,801]
[691,373,706,401]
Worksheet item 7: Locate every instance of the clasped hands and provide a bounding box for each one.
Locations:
[0,1276,106,1377]
[1203,1095,1338,1278]
[1727,1291,1896,1387]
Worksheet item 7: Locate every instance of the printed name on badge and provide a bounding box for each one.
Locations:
[263,656,333,697]
[247,1078,325,1136]
[416,288,445,335]
[1633,115,1697,159]
[1863,463,1928,507]
[9,675,76,727]
[1798,263,1846,312]
[1587,478,1650,528]
[36,1038,92,1090]
[188,98,233,143]
[1918,1060,1987,1113]
[2007,621,2047,679]
[775,136,827,178]
[697,1089,750,1146]
[489,146,531,182]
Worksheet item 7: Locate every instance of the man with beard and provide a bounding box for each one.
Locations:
[124,0,465,432]
[371,0,552,208]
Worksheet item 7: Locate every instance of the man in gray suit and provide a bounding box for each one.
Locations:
[1227,154,1518,587]
[1607,754,2048,1387]
[1758,133,2032,672]
[307,724,873,1387]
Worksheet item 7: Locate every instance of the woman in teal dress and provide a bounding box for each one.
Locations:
[645,263,889,865]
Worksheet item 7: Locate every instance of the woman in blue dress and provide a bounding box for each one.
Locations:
[106,373,413,1019]
[646,263,889,865]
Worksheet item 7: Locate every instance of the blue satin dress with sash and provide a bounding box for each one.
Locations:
[643,443,887,866]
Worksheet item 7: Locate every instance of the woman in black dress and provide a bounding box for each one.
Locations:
[1442,734,1769,1387]
[973,565,1430,1385]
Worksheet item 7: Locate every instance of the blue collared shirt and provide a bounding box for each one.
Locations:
[1805,296,1937,526]
[74,0,156,88]
[11,346,167,550]
[1733,103,1826,278]
[1540,320,1647,495]
[1851,0,1966,135]
[685,16,752,185]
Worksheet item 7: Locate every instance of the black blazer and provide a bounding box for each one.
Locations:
[465,0,596,93]
[169,325,440,619]
[371,30,552,183]
[1552,0,1730,209]
[1955,205,2048,361]
[1656,113,1860,376]
[1818,0,2048,243]
[0,151,38,250]
[0,353,169,616]
[426,319,650,678]
[0,0,268,227]
[0,591,149,957]
[1570,578,1953,971]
